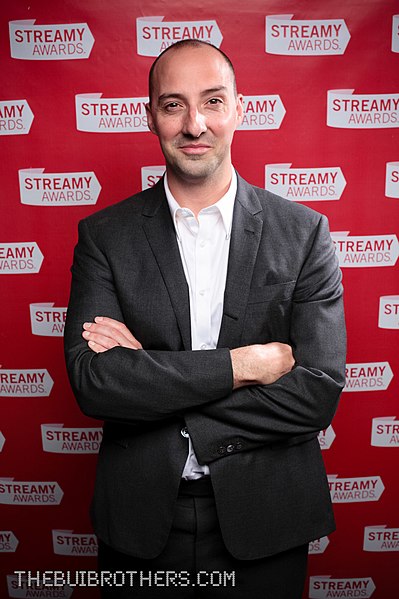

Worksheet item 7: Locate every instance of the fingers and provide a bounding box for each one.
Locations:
[82,317,142,351]
[83,327,121,351]
[82,326,141,350]
[87,340,109,354]
[94,316,142,348]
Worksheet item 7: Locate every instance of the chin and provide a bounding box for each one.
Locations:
[175,159,221,180]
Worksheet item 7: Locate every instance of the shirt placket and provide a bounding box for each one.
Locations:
[193,212,213,351]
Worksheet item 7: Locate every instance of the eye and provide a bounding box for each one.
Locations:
[207,98,223,105]
[163,102,181,112]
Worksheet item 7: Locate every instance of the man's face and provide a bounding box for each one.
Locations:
[146,45,243,184]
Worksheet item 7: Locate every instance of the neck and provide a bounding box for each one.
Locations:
[166,166,233,216]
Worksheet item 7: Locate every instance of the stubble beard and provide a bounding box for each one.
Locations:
[164,141,228,184]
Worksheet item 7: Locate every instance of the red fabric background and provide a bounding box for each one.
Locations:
[1,1,398,597]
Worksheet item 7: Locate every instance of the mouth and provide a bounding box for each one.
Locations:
[178,144,212,156]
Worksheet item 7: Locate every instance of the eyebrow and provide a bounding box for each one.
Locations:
[157,86,229,103]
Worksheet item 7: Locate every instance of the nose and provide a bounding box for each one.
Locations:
[182,107,207,137]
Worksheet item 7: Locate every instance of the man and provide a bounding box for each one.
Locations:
[64,40,346,598]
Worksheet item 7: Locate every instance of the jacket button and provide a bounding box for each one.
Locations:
[236,443,242,450]
[217,446,226,455]
[180,427,189,438]
[226,444,235,453]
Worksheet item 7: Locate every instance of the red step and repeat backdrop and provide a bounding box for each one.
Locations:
[1,0,398,597]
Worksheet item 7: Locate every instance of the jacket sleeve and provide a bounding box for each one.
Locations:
[184,214,347,463]
[64,218,233,424]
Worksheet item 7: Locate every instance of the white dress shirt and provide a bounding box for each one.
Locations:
[164,169,237,479]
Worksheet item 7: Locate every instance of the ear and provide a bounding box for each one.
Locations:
[235,93,244,128]
[145,102,158,135]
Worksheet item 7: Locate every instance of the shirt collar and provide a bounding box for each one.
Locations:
[164,167,237,239]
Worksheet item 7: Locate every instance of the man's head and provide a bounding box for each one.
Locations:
[145,40,243,187]
[148,40,238,102]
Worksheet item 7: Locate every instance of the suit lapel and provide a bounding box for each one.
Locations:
[141,182,192,350]
[217,175,264,349]
[140,175,263,351]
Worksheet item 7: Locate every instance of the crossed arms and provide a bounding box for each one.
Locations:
[82,316,295,389]
[64,212,346,463]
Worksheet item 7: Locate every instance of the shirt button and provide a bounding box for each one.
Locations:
[199,289,205,296]
[200,343,208,350]
[226,444,235,453]
[199,240,206,247]
[180,427,189,438]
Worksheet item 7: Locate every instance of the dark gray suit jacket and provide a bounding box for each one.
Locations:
[64,174,346,560]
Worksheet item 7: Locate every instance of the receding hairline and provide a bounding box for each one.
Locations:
[148,40,237,103]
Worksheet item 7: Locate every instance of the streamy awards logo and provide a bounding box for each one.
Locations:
[141,166,165,190]
[7,576,73,599]
[378,296,399,329]
[331,232,398,267]
[238,96,285,130]
[0,531,18,553]
[364,525,399,551]
[265,164,345,201]
[392,16,399,53]
[30,303,67,336]
[328,475,384,503]
[0,242,43,274]
[0,100,34,136]
[309,576,376,598]
[344,362,393,392]
[42,424,103,454]
[309,536,329,555]
[136,17,222,56]
[9,20,94,60]
[0,369,53,397]
[385,162,399,198]
[318,426,335,450]
[265,15,350,55]
[327,90,399,128]
[0,478,63,505]
[76,94,149,132]
[52,530,98,555]
[19,169,101,206]
[371,417,399,447]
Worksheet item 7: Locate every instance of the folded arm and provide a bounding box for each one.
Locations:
[65,213,345,455]
[64,218,235,423]
[185,214,346,462]
[69,311,293,423]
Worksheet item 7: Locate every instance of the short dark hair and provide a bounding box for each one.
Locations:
[148,40,237,103]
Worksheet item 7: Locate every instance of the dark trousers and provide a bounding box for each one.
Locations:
[98,477,308,598]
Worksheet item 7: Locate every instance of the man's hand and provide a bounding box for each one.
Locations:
[82,317,142,353]
[231,342,294,389]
